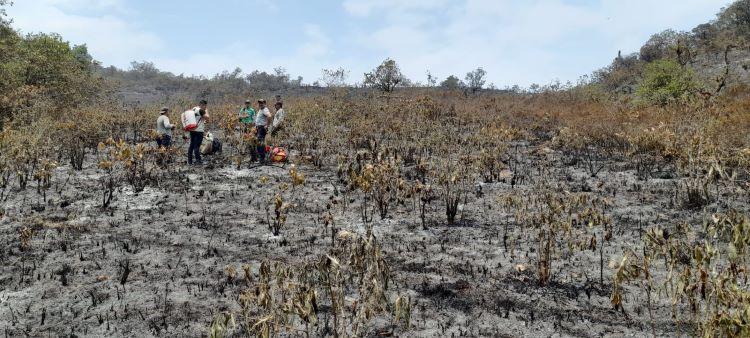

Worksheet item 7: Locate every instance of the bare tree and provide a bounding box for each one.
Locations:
[426,70,437,87]
[320,67,349,87]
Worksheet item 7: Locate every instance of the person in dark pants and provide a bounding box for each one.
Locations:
[157,134,172,148]
[187,100,209,165]
[254,99,272,163]
[188,131,203,164]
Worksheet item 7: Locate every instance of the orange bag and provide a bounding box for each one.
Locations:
[270,147,287,163]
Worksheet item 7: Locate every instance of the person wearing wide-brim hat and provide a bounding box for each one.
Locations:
[156,106,175,148]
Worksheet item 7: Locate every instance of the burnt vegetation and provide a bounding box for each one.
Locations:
[2,1,750,337]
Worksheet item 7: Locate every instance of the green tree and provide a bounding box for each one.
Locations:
[440,75,463,90]
[22,33,102,105]
[717,0,750,40]
[0,27,102,123]
[363,58,406,93]
[0,0,10,27]
[129,61,161,79]
[464,67,487,93]
[639,30,680,63]
[636,59,697,106]
[245,67,299,91]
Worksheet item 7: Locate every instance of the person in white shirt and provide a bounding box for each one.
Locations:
[270,101,285,137]
[187,99,209,165]
[156,107,175,148]
[254,99,272,163]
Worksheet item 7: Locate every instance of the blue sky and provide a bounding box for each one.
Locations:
[6,0,734,87]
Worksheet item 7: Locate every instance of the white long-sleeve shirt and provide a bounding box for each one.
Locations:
[192,106,207,132]
[272,108,285,129]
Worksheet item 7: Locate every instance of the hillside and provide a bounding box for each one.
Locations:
[594,0,750,98]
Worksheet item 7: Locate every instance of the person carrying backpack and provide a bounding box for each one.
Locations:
[187,99,209,165]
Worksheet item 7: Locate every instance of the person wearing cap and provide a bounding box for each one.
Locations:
[238,100,256,132]
[187,99,209,165]
[156,107,175,148]
[270,101,285,137]
[254,99,272,163]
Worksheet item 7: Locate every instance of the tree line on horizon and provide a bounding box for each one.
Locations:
[3,0,750,119]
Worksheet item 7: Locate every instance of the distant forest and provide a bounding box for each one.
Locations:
[3,0,750,110]
[98,0,750,104]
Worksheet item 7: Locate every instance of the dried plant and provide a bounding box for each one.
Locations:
[232,230,409,337]
[208,312,236,338]
[18,226,33,250]
[266,191,290,237]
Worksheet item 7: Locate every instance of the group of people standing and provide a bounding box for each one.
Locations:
[154,96,286,166]
[238,98,285,162]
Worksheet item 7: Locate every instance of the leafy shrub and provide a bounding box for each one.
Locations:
[636,59,698,106]
[440,75,463,90]
[0,29,102,123]
[363,58,407,93]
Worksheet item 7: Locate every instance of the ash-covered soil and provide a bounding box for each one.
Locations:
[0,143,737,337]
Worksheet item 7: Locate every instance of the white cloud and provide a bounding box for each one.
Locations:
[7,0,161,68]
[43,0,127,12]
[253,0,280,12]
[346,0,733,86]
[6,0,346,83]
[3,0,735,87]
[150,26,349,85]
[299,24,332,58]
[343,0,453,17]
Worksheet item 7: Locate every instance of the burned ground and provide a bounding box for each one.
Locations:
[1,133,739,337]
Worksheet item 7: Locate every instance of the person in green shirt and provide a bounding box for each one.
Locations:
[238,99,256,132]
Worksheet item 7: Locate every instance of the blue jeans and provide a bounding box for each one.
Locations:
[188,131,203,164]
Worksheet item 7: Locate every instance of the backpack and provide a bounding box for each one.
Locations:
[181,110,197,131]
[212,138,222,153]
[200,132,214,155]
